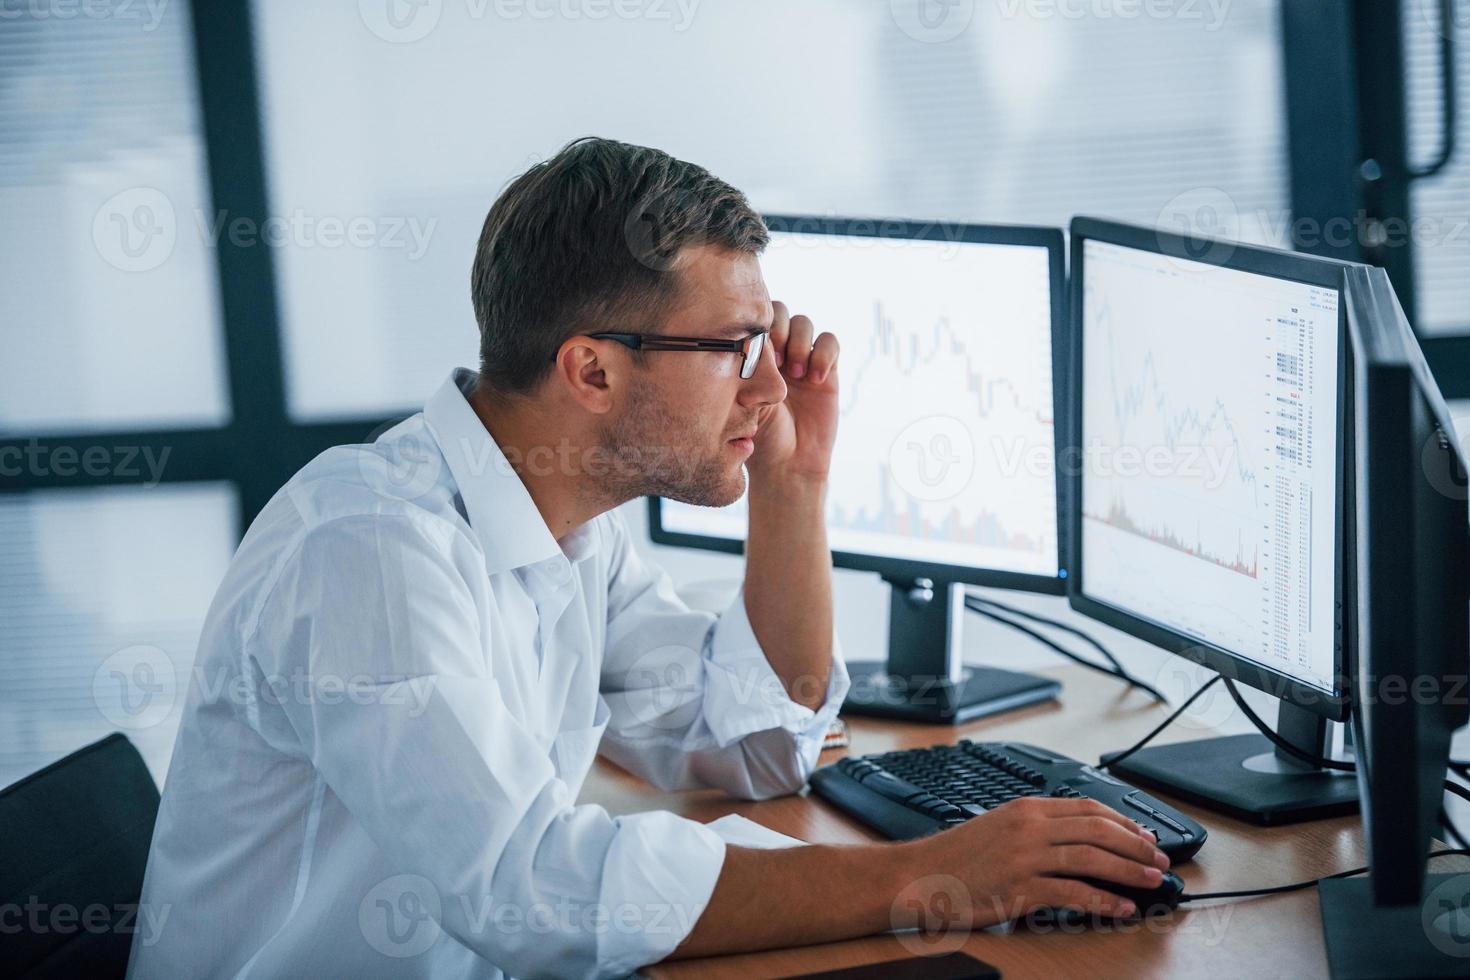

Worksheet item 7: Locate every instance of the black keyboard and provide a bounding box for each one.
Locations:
[809,739,1207,862]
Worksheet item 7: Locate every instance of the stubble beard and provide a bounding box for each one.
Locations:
[595,383,747,508]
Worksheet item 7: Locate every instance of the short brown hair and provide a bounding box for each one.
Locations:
[469,137,769,394]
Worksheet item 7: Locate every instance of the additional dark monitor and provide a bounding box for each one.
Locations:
[649,215,1070,722]
[1319,264,1470,979]
[1068,216,1359,823]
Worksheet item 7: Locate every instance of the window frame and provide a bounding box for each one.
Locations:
[1284,0,1470,397]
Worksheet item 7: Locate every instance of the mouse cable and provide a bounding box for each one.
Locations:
[963,599,1166,703]
[1179,847,1470,902]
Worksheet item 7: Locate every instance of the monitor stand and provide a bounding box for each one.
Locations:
[1320,874,1470,978]
[1102,700,1358,824]
[841,576,1060,724]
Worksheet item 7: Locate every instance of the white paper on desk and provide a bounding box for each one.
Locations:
[705,814,805,849]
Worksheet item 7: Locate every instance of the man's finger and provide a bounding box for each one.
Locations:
[1020,796,1145,835]
[1032,877,1137,919]
[809,332,839,385]
[785,315,815,379]
[769,300,791,367]
[1044,816,1168,867]
[1042,844,1165,889]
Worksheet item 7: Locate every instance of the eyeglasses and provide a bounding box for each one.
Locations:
[585,331,769,380]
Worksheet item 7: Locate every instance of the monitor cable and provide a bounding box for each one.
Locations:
[962,596,1168,703]
[966,595,1132,678]
[1170,692,1470,903]
[1218,677,1356,772]
[1441,806,1470,850]
[1096,675,1222,771]
[958,598,1470,846]
[1222,678,1470,845]
[1097,670,1470,846]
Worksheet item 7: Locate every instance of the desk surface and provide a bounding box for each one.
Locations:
[578,664,1462,979]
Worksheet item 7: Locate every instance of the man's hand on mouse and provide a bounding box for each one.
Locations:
[896,796,1173,926]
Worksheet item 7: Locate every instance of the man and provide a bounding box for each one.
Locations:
[129,138,1169,978]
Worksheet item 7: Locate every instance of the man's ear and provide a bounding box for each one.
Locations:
[553,338,615,415]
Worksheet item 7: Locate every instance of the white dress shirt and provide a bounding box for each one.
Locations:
[128,369,849,980]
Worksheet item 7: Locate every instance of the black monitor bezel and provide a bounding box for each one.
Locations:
[648,214,1071,596]
[1066,216,1352,722]
[1347,263,1470,904]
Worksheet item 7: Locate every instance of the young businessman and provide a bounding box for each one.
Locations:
[129,138,1169,979]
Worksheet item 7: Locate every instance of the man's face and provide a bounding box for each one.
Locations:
[597,244,787,507]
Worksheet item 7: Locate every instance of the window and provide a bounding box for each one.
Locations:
[251,0,1289,418]
[0,0,1336,790]
[0,485,237,786]
[1404,0,1470,336]
[0,2,250,786]
[0,4,230,435]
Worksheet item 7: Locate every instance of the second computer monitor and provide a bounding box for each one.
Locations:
[653,216,1067,591]
[1073,220,1346,705]
[1070,216,1356,823]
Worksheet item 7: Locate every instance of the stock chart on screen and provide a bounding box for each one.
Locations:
[660,230,1059,577]
[1079,240,1340,691]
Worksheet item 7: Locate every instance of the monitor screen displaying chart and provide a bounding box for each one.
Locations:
[658,227,1061,579]
[1078,239,1341,693]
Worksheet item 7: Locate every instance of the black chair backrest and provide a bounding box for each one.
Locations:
[0,733,161,979]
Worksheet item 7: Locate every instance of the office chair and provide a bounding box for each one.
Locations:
[0,733,161,979]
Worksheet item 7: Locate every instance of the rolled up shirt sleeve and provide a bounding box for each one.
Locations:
[598,511,850,800]
[248,514,726,979]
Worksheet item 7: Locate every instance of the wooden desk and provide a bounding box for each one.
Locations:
[579,664,1465,979]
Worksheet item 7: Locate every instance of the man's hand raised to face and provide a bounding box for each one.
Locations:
[739,299,840,712]
[747,300,839,484]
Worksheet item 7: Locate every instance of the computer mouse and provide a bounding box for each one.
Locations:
[1016,870,1185,929]
[1075,869,1185,916]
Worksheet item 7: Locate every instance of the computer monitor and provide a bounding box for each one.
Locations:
[1319,264,1470,979]
[649,215,1069,722]
[1068,216,1359,824]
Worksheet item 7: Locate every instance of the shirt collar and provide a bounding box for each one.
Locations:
[423,368,596,575]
